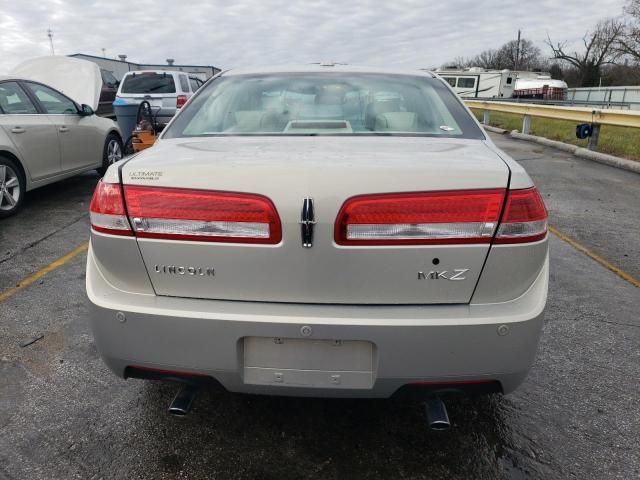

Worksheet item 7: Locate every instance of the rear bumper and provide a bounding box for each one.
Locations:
[86,245,548,398]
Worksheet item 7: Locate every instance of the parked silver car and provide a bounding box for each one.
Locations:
[1,57,123,217]
[87,65,548,421]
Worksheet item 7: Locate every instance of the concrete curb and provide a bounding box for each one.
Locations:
[504,130,640,174]
[573,148,640,173]
[483,125,508,134]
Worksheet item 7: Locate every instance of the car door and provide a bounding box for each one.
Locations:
[0,81,62,181]
[24,81,102,173]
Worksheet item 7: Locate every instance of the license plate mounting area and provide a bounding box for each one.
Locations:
[243,337,375,389]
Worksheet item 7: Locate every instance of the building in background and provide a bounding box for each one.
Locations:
[69,53,221,81]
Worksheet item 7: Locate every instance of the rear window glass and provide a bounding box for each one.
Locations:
[164,73,484,139]
[179,75,189,92]
[121,73,176,94]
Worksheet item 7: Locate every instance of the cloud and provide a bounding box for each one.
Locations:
[0,0,627,73]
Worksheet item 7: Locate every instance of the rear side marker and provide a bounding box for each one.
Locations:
[494,187,548,244]
[89,181,133,236]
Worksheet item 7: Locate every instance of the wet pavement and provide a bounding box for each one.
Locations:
[1,134,639,479]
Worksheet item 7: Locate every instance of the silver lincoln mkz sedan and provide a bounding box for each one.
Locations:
[86,65,548,425]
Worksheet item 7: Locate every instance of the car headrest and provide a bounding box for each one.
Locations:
[364,100,401,130]
[374,112,418,132]
[232,111,265,130]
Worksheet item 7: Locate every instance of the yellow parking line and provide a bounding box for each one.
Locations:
[549,226,640,288]
[0,242,89,303]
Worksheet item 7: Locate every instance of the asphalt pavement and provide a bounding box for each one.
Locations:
[0,134,639,480]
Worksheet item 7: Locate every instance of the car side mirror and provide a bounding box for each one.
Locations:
[80,104,95,116]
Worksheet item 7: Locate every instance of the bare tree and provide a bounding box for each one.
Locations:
[496,39,543,70]
[546,18,625,86]
[444,37,546,71]
[618,0,640,61]
[470,49,502,69]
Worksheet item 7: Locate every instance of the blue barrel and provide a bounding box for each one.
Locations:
[112,98,139,144]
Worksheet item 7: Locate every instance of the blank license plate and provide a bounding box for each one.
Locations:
[243,337,375,389]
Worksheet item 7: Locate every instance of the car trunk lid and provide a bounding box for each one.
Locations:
[120,136,510,304]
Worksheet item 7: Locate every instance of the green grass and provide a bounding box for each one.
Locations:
[471,110,640,162]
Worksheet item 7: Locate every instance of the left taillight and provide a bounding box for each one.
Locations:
[176,95,187,108]
[89,180,133,236]
[123,186,282,244]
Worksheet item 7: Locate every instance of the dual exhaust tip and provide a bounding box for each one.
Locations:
[425,396,451,430]
[168,385,450,431]
[168,384,198,416]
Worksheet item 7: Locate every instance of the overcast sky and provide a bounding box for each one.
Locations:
[0,0,628,73]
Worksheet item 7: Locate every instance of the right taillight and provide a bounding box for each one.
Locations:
[494,187,548,244]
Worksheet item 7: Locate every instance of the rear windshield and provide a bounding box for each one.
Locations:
[163,73,485,139]
[121,73,176,94]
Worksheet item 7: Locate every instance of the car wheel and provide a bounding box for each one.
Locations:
[98,133,123,176]
[0,157,25,218]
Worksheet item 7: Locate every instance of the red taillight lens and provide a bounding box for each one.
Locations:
[176,95,187,108]
[494,187,548,244]
[89,180,133,236]
[335,189,506,245]
[123,186,282,244]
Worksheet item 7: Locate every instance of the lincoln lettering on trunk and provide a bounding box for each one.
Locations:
[154,265,215,277]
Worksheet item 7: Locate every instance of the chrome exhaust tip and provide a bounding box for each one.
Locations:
[425,396,451,430]
[168,384,197,416]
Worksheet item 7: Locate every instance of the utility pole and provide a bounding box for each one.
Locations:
[514,29,521,71]
[47,28,55,55]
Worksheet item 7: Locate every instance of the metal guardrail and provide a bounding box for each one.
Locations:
[470,96,640,110]
[567,86,640,111]
[466,100,640,151]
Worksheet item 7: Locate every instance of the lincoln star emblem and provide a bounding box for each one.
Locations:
[299,197,316,248]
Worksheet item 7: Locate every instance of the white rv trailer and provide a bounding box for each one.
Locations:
[435,67,515,98]
[433,67,568,100]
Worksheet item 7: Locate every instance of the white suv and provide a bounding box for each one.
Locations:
[115,70,197,125]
